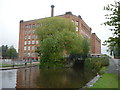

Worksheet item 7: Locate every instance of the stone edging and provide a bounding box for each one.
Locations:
[82,75,101,89]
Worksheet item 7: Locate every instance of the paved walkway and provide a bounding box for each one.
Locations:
[106,58,119,76]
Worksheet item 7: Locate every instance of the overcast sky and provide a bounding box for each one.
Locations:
[0,0,118,55]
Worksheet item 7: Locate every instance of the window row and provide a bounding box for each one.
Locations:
[24,30,35,35]
[24,52,37,57]
[24,23,42,29]
[25,24,35,29]
[71,20,79,26]
[24,40,39,45]
[24,46,37,51]
[24,35,38,40]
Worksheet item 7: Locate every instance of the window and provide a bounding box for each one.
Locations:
[24,36,27,40]
[36,40,39,44]
[24,41,27,45]
[76,21,79,26]
[32,41,35,44]
[28,25,30,28]
[26,25,29,28]
[25,25,27,29]
[24,31,27,34]
[28,53,30,57]
[76,26,78,32]
[32,24,35,28]
[28,31,31,34]
[24,53,27,57]
[28,36,31,39]
[24,46,27,50]
[32,35,35,39]
[28,41,31,45]
[28,46,31,50]
[32,46,34,50]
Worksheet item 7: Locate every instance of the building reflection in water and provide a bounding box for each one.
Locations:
[16,67,39,88]
[16,66,96,88]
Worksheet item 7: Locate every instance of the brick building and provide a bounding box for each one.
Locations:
[91,33,101,55]
[18,5,101,60]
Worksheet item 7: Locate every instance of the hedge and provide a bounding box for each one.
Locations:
[84,57,109,72]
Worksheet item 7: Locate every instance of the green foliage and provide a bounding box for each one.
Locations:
[39,36,64,68]
[1,45,8,59]
[35,17,90,67]
[100,57,109,66]
[99,67,106,75]
[103,1,120,57]
[6,46,18,59]
[1,45,18,59]
[35,17,76,41]
[84,57,109,71]
[81,37,90,58]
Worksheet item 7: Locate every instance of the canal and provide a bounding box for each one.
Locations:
[1,66,96,88]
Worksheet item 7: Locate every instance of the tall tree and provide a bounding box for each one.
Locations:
[103,1,120,58]
[1,45,8,59]
[35,17,90,67]
[1,45,18,59]
[7,46,18,59]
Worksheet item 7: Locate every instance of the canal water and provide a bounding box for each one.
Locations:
[1,66,96,88]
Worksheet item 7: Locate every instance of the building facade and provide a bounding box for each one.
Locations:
[91,33,101,55]
[18,6,101,60]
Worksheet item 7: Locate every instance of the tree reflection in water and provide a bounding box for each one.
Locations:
[16,66,96,88]
[36,67,96,88]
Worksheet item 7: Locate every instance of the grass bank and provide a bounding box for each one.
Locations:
[90,73,118,88]
[0,62,40,68]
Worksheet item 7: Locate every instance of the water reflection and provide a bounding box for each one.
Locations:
[16,67,95,88]
[1,69,17,88]
[1,66,96,88]
[16,67,39,88]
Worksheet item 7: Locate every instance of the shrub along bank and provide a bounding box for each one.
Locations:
[84,56,109,73]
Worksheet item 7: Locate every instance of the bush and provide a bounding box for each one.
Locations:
[101,57,109,66]
[99,67,106,75]
[84,57,109,71]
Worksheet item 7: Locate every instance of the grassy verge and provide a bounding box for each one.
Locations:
[0,64,24,67]
[0,63,40,68]
[90,73,118,88]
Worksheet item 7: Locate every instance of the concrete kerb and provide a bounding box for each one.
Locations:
[82,75,101,89]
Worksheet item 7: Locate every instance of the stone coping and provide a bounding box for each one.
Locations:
[82,75,101,88]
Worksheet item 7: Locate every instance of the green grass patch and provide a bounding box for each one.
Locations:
[0,64,24,67]
[91,73,118,88]
[0,63,39,68]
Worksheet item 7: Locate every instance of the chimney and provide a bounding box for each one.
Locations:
[51,5,55,17]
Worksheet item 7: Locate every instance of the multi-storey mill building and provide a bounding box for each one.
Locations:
[18,5,101,61]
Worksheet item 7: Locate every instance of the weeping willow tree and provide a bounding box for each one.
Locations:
[35,17,90,67]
